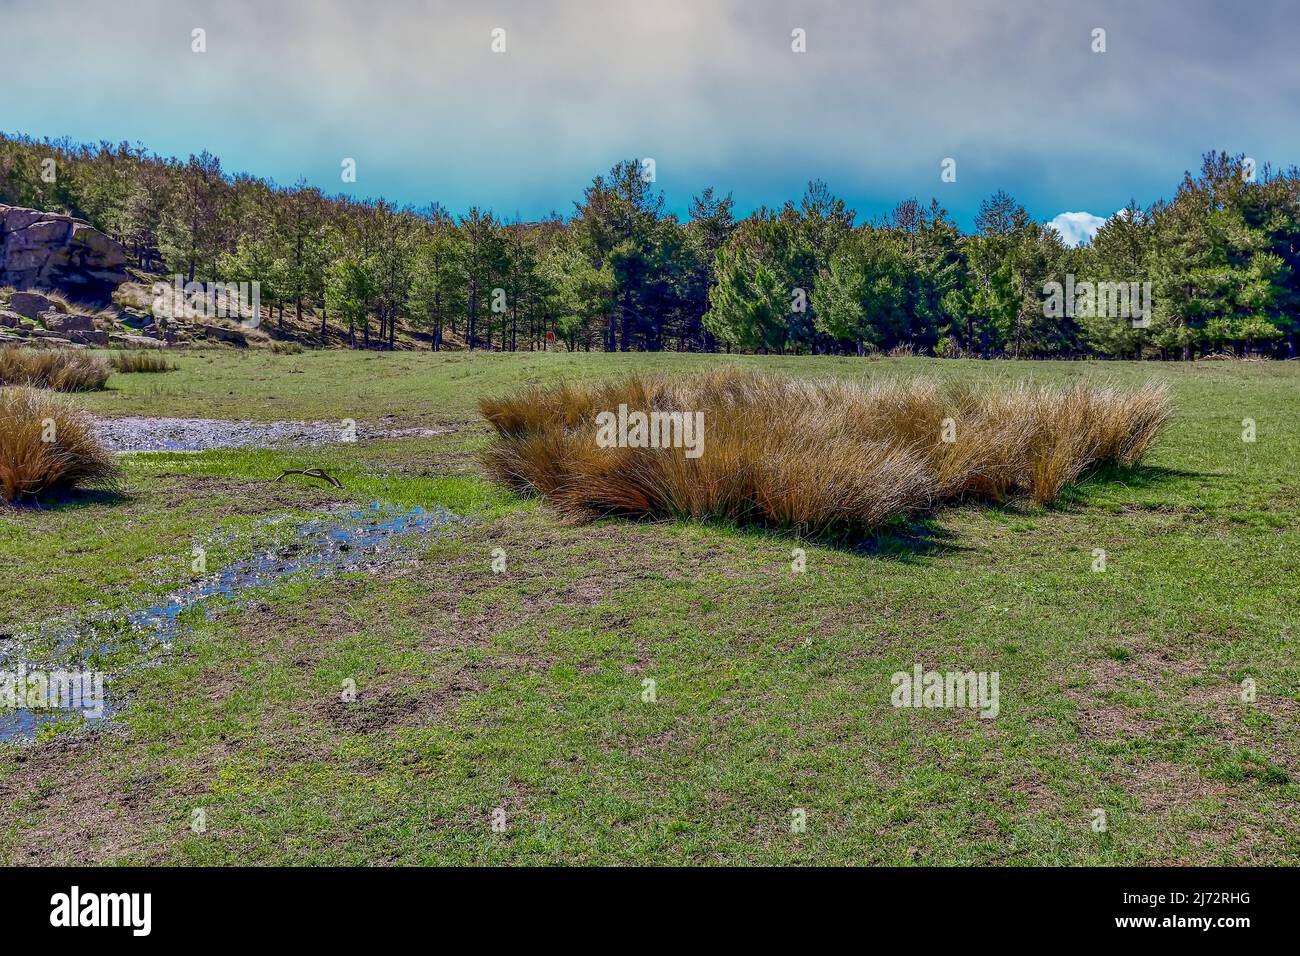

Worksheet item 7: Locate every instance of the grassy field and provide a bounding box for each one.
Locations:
[2,350,1298,865]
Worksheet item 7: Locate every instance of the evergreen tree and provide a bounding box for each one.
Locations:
[157,151,227,282]
[813,227,908,354]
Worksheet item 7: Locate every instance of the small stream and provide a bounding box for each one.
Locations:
[0,502,459,742]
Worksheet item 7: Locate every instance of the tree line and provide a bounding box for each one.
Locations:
[2,132,1297,358]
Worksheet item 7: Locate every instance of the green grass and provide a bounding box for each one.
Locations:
[1,350,1297,865]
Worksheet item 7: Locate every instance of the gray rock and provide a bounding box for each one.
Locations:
[0,309,22,328]
[41,310,95,333]
[7,290,54,319]
[69,329,109,346]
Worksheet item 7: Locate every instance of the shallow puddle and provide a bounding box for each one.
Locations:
[0,502,458,742]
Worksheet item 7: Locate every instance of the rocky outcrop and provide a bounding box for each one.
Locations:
[0,204,129,304]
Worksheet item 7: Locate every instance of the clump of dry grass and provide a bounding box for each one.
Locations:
[480,369,1172,538]
[0,346,111,391]
[38,290,72,314]
[109,350,175,373]
[0,386,120,503]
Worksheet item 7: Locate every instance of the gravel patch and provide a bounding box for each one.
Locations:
[94,416,447,453]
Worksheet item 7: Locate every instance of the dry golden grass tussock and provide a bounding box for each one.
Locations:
[0,386,120,503]
[480,369,1171,537]
[0,346,111,391]
[108,350,176,373]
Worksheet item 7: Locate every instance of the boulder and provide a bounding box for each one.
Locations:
[0,310,22,328]
[7,290,55,319]
[41,311,95,333]
[69,329,109,346]
[0,204,129,304]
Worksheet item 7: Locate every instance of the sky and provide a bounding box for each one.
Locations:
[3,0,1297,245]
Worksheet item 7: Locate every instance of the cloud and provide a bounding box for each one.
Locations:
[2,0,1298,225]
[1047,211,1108,247]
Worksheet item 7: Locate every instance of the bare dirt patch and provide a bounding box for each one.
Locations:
[0,734,171,865]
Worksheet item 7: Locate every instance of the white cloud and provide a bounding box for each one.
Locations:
[1047,211,1108,247]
